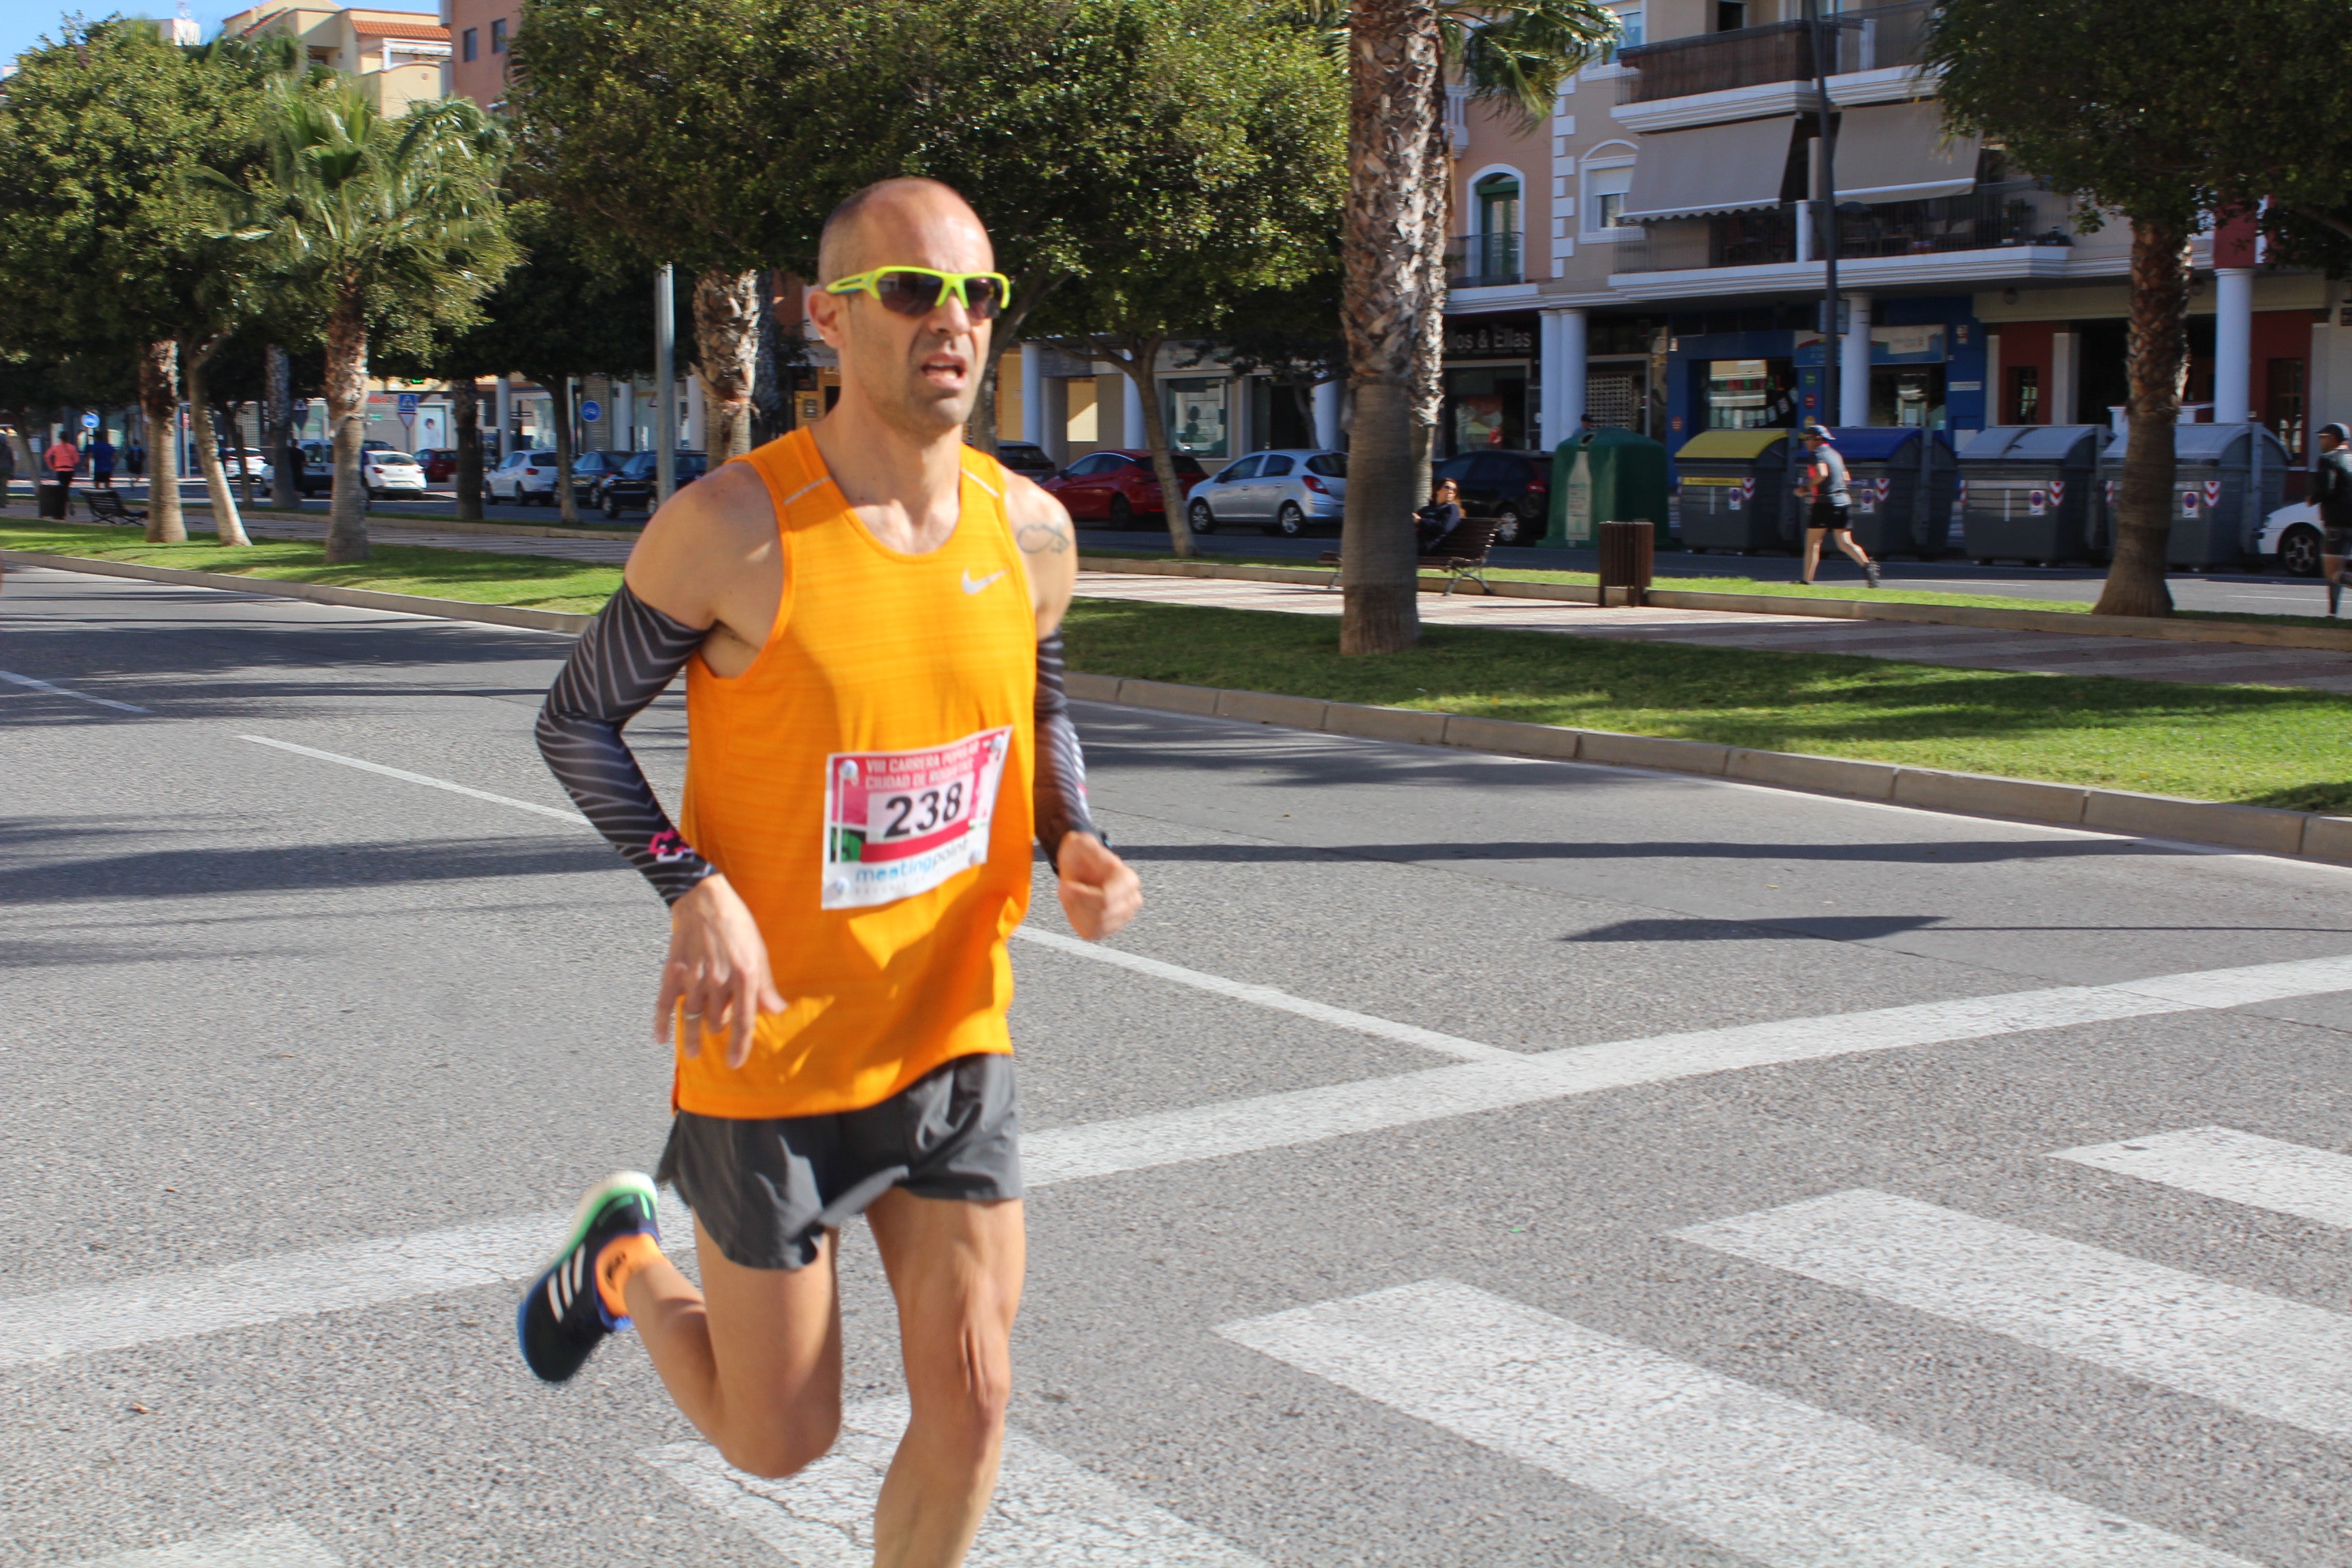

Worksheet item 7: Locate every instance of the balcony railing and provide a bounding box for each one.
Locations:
[1448,231,1522,289]
[1614,0,1931,104]
[1610,182,2073,274]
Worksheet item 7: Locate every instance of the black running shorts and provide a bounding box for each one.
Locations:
[656,1053,1022,1271]
[1808,500,1852,533]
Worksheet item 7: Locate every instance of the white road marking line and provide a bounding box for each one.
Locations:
[0,666,153,713]
[237,735,589,826]
[642,1397,1266,1568]
[63,1522,340,1568]
[1021,953,2352,1185]
[2053,1126,2352,1231]
[0,1197,694,1372]
[1220,1279,2249,1568]
[1012,926,1518,1063]
[1675,1188,2352,1439]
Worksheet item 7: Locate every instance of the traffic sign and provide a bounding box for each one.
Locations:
[80,412,99,431]
[578,399,602,424]
[396,393,420,415]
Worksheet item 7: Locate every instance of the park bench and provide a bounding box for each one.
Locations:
[1320,514,1501,596]
[79,489,146,525]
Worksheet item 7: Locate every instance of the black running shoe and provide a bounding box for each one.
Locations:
[516,1171,659,1384]
[1865,561,1882,589]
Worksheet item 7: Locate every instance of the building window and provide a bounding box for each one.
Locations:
[2266,357,2305,459]
[1600,3,1644,63]
[1162,378,1230,458]
[1582,163,1635,238]
[2006,364,2040,425]
[1714,1,1746,31]
[491,18,507,52]
[462,27,477,61]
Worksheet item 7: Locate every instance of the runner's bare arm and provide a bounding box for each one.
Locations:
[539,464,787,1068]
[1004,472,1140,939]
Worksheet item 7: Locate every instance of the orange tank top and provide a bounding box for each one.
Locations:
[675,428,1035,1119]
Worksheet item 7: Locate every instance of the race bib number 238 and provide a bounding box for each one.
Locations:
[821,727,1012,910]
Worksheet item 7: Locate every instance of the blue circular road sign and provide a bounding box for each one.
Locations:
[578,399,603,424]
[81,412,99,430]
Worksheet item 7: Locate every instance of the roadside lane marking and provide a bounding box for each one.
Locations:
[8,960,2351,1370]
[2053,1126,2352,1231]
[62,1522,340,1568]
[237,734,591,826]
[1220,1279,2251,1568]
[0,666,153,714]
[642,1398,1267,1568]
[1675,1188,2352,1439]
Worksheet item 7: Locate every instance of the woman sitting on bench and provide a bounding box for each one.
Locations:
[1416,477,1463,552]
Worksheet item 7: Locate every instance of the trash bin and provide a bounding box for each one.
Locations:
[1957,425,2106,565]
[1597,519,1654,605]
[1822,427,1957,560]
[37,480,68,519]
[1673,429,1794,554]
[2101,423,2290,570]
[1548,426,1670,548]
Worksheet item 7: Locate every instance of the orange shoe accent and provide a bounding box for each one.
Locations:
[596,1231,664,1318]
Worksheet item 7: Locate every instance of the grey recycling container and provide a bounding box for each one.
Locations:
[2102,423,2290,570]
[1822,427,1958,559]
[1673,428,1794,553]
[1958,425,2106,564]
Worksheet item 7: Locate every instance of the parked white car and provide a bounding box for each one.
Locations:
[488,449,563,504]
[1186,448,1349,538]
[362,450,428,500]
[2258,500,2328,576]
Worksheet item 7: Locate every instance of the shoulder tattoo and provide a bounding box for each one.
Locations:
[1017,518,1073,555]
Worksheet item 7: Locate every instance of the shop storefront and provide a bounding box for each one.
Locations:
[1441,314,1535,456]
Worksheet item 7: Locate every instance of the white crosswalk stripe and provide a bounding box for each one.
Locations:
[1220,1279,2251,1568]
[2053,1126,2352,1230]
[1675,1188,2352,1439]
[640,1398,1267,1567]
[63,1522,340,1568]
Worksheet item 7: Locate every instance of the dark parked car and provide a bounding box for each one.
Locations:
[1431,449,1551,546]
[415,447,458,483]
[994,441,1056,480]
[570,449,635,506]
[1039,448,1205,527]
[600,449,709,519]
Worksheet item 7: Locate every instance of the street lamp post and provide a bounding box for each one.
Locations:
[655,264,677,506]
[1804,0,1840,430]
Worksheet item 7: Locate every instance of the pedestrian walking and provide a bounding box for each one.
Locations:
[88,433,116,490]
[0,429,16,512]
[2313,421,2352,617]
[1795,423,1880,588]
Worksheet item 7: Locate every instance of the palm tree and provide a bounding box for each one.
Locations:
[1336,0,1615,654]
[211,82,510,563]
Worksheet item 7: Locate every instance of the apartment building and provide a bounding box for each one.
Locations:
[1446,0,2349,476]
[440,0,519,109]
[217,3,451,116]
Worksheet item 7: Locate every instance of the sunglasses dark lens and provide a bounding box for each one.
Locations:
[963,278,1004,319]
[873,272,948,316]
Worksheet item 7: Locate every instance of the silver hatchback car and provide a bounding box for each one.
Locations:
[1186,448,1348,538]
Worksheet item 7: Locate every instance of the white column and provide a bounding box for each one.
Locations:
[1539,307,1588,449]
[1122,374,1145,449]
[683,376,705,451]
[493,376,511,459]
[615,380,634,451]
[2049,330,2081,429]
[2214,266,2255,425]
[1020,343,1046,446]
[1839,293,1872,426]
[1313,380,1343,451]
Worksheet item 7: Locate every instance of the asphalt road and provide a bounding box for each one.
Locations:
[5,564,2352,1567]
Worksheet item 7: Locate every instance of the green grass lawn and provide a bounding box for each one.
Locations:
[0,521,622,615]
[1061,598,2352,814]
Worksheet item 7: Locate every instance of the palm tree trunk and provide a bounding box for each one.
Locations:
[323,287,371,564]
[1339,0,1441,655]
[266,344,299,512]
[137,339,186,544]
[1410,76,1452,495]
[693,267,763,459]
[184,342,250,546]
[551,374,581,526]
[454,380,484,521]
[2093,217,2191,618]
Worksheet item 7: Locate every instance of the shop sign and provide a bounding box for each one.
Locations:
[1446,321,1534,359]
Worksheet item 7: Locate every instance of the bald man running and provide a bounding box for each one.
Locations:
[517,177,1141,1567]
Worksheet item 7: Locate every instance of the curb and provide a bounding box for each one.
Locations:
[1075,555,2352,654]
[1063,669,2352,868]
[14,547,2347,867]
[0,551,592,634]
[51,506,641,544]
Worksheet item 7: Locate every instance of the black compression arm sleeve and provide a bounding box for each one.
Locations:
[537,584,720,906]
[1034,630,1100,872]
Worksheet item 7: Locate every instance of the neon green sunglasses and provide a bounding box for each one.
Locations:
[825,267,1011,321]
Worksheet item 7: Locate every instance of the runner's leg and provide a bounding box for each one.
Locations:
[1835,528,1872,568]
[2325,551,2343,616]
[1801,528,1825,584]
[623,1216,845,1477]
[866,1190,1026,1568]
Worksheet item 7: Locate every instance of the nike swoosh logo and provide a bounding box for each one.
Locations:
[961,570,1007,595]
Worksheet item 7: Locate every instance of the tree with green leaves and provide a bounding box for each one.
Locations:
[1930,0,2352,619]
[0,20,301,543]
[208,78,513,562]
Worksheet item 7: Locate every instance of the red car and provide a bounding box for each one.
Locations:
[1039,448,1205,527]
[415,448,458,483]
